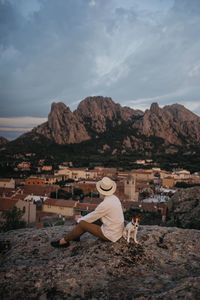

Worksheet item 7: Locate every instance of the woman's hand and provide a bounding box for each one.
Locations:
[74,215,82,222]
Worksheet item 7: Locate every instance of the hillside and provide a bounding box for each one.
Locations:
[0,136,8,145]
[1,96,200,170]
[0,225,200,299]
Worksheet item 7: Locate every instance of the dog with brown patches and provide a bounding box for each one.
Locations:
[123,215,141,244]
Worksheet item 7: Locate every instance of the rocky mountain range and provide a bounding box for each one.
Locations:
[1,96,200,161]
[30,96,200,155]
[33,96,144,145]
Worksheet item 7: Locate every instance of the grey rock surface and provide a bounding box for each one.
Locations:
[167,186,200,229]
[0,225,200,299]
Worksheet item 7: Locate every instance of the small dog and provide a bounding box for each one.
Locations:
[123,215,141,244]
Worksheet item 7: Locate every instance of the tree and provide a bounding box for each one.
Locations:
[0,206,26,232]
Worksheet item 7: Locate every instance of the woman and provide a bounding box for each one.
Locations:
[51,177,124,248]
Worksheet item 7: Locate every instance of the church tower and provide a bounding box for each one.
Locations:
[124,174,138,201]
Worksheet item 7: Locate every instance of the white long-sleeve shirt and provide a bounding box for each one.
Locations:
[77,195,124,242]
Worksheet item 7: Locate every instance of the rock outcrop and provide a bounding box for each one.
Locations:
[0,136,8,145]
[34,102,90,144]
[30,97,200,150]
[0,225,200,299]
[167,186,200,229]
[75,96,142,135]
[138,103,200,146]
[4,96,200,156]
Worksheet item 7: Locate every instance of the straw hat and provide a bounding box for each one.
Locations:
[96,177,116,196]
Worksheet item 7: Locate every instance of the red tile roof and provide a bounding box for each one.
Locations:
[121,201,167,215]
[0,178,13,182]
[75,202,98,211]
[21,184,60,196]
[0,197,18,211]
[0,188,16,198]
[44,198,76,208]
[11,194,29,200]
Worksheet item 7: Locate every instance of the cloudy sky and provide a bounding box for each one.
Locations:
[1,0,200,140]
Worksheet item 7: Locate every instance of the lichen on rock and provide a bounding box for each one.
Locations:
[0,225,200,299]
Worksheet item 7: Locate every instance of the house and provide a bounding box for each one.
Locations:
[0,187,16,198]
[0,197,36,224]
[42,166,52,172]
[21,184,60,197]
[94,167,117,178]
[162,177,175,188]
[44,175,63,184]
[117,171,129,179]
[0,178,15,189]
[73,182,97,194]
[121,201,167,222]
[172,169,191,180]
[55,167,72,179]
[70,168,90,180]
[131,169,154,181]
[135,160,146,165]
[17,162,31,171]
[43,198,76,217]
[25,178,46,185]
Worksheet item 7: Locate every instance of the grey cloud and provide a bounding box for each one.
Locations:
[0,0,200,122]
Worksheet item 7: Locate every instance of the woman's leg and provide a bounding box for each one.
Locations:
[63,220,109,242]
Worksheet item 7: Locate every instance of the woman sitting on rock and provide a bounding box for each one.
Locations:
[51,177,124,248]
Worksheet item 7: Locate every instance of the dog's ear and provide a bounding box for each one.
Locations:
[135,214,142,222]
[133,215,137,221]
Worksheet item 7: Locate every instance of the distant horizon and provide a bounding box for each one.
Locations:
[1,97,200,141]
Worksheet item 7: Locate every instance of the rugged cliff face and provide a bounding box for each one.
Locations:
[3,96,200,158]
[31,96,200,153]
[0,225,200,299]
[137,103,200,146]
[74,96,143,136]
[34,102,90,144]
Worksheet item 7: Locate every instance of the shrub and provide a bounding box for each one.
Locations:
[0,206,26,232]
[54,220,65,226]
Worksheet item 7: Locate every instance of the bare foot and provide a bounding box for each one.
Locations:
[60,238,67,245]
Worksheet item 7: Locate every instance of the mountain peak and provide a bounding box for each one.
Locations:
[150,102,161,113]
[11,96,200,153]
[163,103,199,121]
[50,102,70,113]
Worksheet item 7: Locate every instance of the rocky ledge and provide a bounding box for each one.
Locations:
[0,225,200,300]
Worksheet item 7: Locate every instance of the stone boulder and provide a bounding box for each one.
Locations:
[0,225,200,299]
[167,186,200,229]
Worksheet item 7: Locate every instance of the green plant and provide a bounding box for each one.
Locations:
[43,222,52,227]
[0,206,26,232]
[54,220,65,226]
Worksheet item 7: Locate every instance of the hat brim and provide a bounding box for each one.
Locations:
[96,180,116,196]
